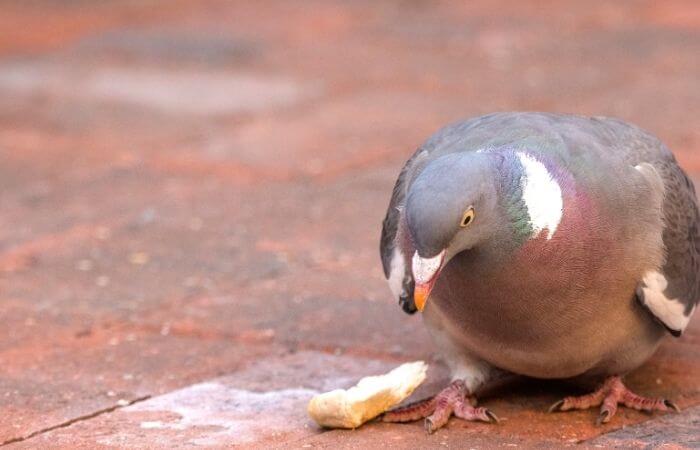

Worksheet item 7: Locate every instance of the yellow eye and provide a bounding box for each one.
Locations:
[460,207,475,228]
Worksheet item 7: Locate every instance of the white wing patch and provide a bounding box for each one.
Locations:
[387,246,406,299]
[640,271,695,334]
[517,152,563,240]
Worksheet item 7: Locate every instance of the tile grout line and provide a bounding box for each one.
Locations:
[0,395,151,447]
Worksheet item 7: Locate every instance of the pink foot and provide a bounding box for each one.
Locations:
[382,380,498,433]
[549,376,680,424]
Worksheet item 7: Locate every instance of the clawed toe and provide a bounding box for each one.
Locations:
[423,402,499,433]
[595,409,611,425]
[548,399,565,413]
[550,376,680,425]
[384,380,498,433]
[485,409,500,423]
[664,399,681,413]
[381,396,437,423]
[424,417,437,434]
[454,403,499,423]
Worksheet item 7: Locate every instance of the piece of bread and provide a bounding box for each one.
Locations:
[307,361,428,429]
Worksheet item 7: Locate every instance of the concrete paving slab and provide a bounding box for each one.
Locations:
[11,351,410,448]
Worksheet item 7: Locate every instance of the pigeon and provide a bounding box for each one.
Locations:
[379,112,698,432]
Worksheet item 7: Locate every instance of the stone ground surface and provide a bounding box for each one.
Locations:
[0,0,699,448]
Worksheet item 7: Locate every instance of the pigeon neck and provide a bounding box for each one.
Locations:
[497,154,535,246]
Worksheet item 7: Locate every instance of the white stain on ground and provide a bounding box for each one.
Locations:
[517,152,563,240]
[80,351,396,448]
[126,382,318,446]
[90,352,400,447]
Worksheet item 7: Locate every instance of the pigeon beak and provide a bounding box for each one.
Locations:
[412,249,446,312]
[414,279,438,312]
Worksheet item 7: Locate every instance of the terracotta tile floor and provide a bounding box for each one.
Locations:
[0,0,698,447]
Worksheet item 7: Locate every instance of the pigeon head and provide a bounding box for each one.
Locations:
[405,152,500,311]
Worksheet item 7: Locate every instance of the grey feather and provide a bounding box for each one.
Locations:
[380,150,430,313]
[601,118,699,334]
[381,112,698,382]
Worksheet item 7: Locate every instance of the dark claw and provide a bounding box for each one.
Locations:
[596,410,610,426]
[548,399,565,413]
[485,409,500,424]
[424,418,435,434]
[664,399,681,413]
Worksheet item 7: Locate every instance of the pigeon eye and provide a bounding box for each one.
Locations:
[460,207,475,228]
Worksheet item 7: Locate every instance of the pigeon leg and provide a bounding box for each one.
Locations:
[549,376,680,424]
[382,380,498,433]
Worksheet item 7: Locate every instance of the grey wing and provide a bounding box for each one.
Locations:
[380,149,428,314]
[595,117,699,335]
[637,157,700,336]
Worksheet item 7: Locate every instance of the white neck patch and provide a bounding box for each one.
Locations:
[516,152,563,240]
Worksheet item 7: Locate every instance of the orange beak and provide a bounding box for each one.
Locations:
[412,250,446,312]
[414,279,438,312]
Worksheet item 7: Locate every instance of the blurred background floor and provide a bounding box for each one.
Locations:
[0,0,699,448]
